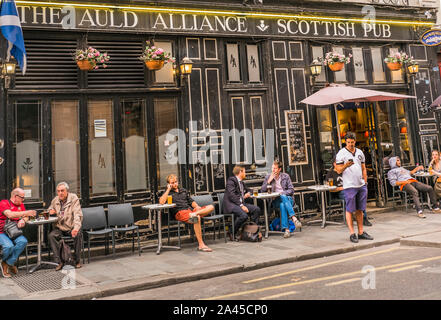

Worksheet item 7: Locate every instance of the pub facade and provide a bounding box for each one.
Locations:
[0,0,440,216]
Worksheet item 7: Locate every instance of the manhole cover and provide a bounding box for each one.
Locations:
[12,268,84,293]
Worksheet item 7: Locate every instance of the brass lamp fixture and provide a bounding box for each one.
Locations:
[178,57,193,86]
[407,62,419,75]
[1,59,17,89]
[309,59,322,86]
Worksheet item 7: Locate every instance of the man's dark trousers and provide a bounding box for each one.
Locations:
[230,203,261,235]
[48,229,82,264]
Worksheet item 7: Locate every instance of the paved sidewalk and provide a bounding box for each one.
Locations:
[2,208,441,300]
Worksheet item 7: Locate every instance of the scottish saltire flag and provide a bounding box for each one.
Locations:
[0,0,27,74]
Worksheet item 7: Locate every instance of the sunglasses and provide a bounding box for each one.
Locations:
[15,195,25,199]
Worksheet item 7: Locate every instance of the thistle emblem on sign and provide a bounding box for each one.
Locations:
[257,20,269,32]
[22,157,33,172]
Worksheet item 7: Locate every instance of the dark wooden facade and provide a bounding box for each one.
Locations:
[0,0,440,215]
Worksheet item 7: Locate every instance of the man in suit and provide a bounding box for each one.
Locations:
[223,165,261,241]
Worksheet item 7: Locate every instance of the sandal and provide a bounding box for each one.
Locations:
[197,246,213,252]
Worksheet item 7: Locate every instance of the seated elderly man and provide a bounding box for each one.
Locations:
[0,188,36,277]
[47,182,83,270]
[387,156,441,218]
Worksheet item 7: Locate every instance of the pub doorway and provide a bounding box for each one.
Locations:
[316,98,415,206]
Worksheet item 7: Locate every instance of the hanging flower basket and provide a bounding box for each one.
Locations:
[328,62,344,72]
[384,51,414,71]
[76,60,96,71]
[74,47,110,71]
[386,62,402,71]
[139,44,175,71]
[145,60,165,70]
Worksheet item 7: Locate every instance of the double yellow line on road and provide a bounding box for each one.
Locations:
[202,248,441,300]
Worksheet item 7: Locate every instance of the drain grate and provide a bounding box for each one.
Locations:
[12,268,84,293]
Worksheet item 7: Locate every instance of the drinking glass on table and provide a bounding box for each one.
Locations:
[328,178,334,187]
[253,188,259,197]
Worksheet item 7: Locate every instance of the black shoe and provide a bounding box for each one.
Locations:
[363,217,372,226]
[349,233,358,243]
[358,231,374,240]
[229,232,240,242]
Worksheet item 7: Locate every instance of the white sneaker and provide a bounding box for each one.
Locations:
[417,210,426,219]
[188,212,198,224]
[283,229,291,238]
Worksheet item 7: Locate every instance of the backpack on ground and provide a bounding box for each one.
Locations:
[240,222,262,242]
[59,239,75,266]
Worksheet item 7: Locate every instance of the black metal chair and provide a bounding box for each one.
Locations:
[193,194,227,243]
[82,206,115,263]
[217,193,235,238]
[329,193,347,224]
[107,203,141,256]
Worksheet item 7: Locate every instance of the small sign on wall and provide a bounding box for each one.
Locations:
[226,43,241,82]
[285,110,308,166]
[94,119,107,138]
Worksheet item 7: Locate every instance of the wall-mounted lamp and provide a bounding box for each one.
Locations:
[176,57,193,87]
[407,62,419,75]
[0,59,17,89]
[309,59,322,87]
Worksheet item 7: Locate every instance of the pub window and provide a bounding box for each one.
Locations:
[88,100,116,197]
[51,100,80,196]
[204,38,218,60]
[272,41,287,60]
[352,47,367,83]
[375,102,393,158]
[154,97,179,188]
[186,38,201,60]
[14,101,42,201]
[311,46,326,82]
[409,44,427,61]
[122,99,149,193]
[316,107,335,170]
[396,99,415,165]
[371,47,386,83]
[246,44,261,83]
[388,48,404,84]
[332,46,347,83]
[226,43,241,82]
[154,41,174,84]
[289,42,303,60]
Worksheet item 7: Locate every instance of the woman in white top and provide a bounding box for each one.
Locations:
[430,150,441,200]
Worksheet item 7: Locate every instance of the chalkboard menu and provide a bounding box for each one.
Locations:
[413,68,435,120]
[285,110,308,166]
[421,134,439,166]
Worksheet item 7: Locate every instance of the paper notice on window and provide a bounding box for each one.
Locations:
[24,189,32,198]
[94,119,107,138]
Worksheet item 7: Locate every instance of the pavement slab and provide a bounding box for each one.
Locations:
[2,208,441,300]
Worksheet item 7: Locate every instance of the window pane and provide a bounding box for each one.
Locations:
[154,41,174,83]
[396,100,415,165]
[51,101,80,196]
[15,101,42,201]
[88,100,116,196]
[154,98,178,188]
[371,47,386,83]
[375,102,393,158]
[122,99,149,192]
[352,47,367,83]
[317,108,335,170]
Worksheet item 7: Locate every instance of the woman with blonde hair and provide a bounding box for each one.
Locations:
[430,150,441,201]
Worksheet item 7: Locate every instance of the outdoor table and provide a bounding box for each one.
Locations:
[252,192,280,239]
[413,171,435,210]
[27,216,59,273]
[306,185,341,228]
[141,203,180,255]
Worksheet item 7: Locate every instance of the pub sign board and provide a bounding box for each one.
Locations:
[420,29,441,46]
[15,4,419,41]
[285,110,308,166]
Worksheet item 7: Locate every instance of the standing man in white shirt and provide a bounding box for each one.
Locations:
[335,132,373,243]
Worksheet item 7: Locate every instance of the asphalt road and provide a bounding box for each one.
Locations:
[102,244,441,300]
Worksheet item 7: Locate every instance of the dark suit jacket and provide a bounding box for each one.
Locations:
[223,176,250,214]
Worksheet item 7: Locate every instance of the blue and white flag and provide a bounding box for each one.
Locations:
[0,0,27,75]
